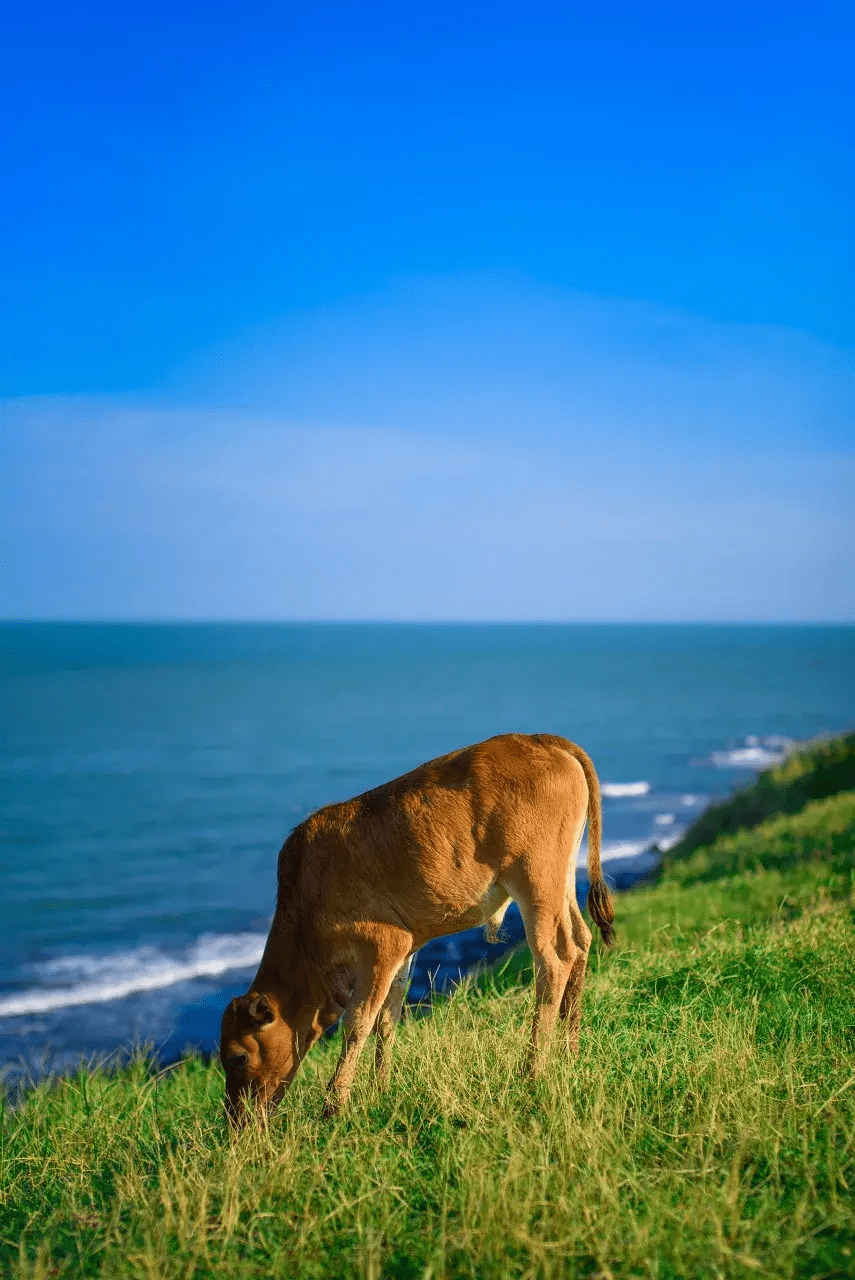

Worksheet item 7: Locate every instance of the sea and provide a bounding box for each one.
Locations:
[1,622,853,1082]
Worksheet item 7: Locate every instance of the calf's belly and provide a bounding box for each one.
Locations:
[408,880,509,944]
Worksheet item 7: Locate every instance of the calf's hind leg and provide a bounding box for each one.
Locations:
[559,901,592,1053]
[505,870,578,1075]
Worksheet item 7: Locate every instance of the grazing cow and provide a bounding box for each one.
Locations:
[220,732,614,1122]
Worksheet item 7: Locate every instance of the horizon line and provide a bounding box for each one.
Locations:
[2,618,853,628]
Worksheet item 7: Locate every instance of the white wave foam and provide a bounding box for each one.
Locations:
[601,782,651,798]
[707,735,794,769]
[594,840,650,862]
[710,745,789,769]
[0,932,266,1018]
[577,827,687,866]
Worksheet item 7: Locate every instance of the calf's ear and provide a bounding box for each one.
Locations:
[247,993,276,1028]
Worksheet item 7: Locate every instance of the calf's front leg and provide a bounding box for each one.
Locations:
[373,953,414,1085]
[324,928,412,1116]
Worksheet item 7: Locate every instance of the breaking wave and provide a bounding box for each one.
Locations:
[0,932,266,1018]
[707,735,795,769]
[597,839,650,860]
[601,781,651,798]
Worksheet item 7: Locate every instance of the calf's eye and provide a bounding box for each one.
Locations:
[228,1051,248,1069]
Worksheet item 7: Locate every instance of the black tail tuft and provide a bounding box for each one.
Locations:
[587,876,615,947]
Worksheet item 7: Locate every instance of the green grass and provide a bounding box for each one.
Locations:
[2,753,855,1278]
[611,790,855,950]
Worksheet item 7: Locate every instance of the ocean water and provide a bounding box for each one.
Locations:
[1,622,853,1080]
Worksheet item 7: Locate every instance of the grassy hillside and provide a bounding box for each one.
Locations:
[664,732,855,859]
[2,745,854,1279]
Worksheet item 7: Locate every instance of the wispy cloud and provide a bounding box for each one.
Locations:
[4,318,852,622]
[170,275,853,454]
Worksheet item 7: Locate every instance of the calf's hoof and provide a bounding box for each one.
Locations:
[524,1049,546,1079]
[322,1089,346,1119]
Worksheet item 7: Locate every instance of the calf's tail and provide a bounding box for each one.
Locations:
[565,742,615,947]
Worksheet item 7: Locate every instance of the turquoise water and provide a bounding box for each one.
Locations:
[1,622,853,1076]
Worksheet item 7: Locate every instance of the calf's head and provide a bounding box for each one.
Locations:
[220,991,306,1126]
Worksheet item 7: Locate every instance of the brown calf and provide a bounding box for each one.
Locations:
[220,732,614,1121]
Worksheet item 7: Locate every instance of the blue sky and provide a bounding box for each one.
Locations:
[3,0,853,619]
